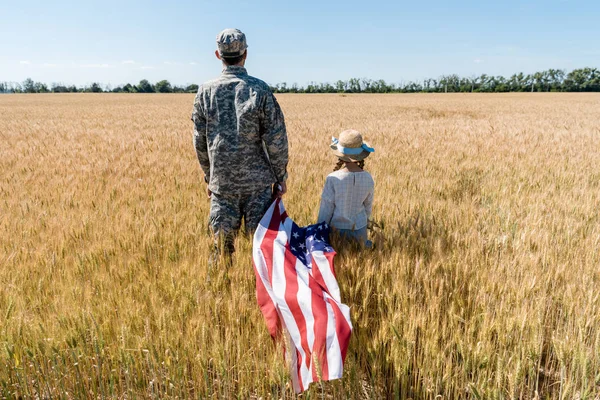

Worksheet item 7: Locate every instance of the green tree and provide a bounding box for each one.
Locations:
[348,78,361,93]
[186,84,199,93]
[155,80,172,93]
[137,79,154,93]
[547,69,565,91]
[34,82,49,93]
[90,82,103,93]
[51,83,69,93]
[23,78,35,93]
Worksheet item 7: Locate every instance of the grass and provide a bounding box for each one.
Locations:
[1,93,600,398]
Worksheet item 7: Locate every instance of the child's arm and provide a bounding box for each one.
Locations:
[317,177,335,224]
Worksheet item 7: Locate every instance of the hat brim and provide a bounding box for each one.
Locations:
[219,48,247,58]
[330,142,372,161]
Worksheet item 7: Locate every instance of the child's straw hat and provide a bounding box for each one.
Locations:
[330,129,374,162]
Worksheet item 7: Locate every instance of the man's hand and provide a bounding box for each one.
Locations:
[275,181,287,198]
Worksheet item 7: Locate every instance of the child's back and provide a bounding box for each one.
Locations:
[318,169,374,231]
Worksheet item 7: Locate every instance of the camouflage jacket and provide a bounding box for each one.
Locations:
[192,65,288,195]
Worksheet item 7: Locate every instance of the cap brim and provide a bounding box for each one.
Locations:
[219,47,247,58]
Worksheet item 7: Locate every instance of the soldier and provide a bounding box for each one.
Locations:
[192,28,289,267]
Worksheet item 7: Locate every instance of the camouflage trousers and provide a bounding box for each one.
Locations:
[209,185,273,255]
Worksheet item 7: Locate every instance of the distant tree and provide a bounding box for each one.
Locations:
[90,82,103,93]
[122,83,135,93]
[348,78,360,93]
[34,82,49,93]
[495,76,508,92]
[369,79,385,93]
[515,72,527,92]
[23,78,35,93]
[547,69,565,91]
[155,80,172,93]
[51,83,69,93]
[185,83,199,93]
[305,82,318,93]
[321,82,335,93]
[531,72,543,92]
[361,78,372,92]
[588,67,600,91]
[137,79,154,93]
[574,67,600,91]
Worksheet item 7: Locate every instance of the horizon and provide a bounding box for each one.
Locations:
[2,66,600,90]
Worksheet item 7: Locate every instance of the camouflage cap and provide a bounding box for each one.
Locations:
[216,28,248,58]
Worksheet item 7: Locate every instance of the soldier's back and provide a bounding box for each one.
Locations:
[196,66,278,195]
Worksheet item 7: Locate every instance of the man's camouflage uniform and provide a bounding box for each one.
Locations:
[192,30,288,255]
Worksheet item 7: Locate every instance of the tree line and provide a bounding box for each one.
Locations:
[272,67,600,93]
[1,67,598,94]
[0,78,199,94]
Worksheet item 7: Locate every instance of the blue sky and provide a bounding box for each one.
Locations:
[1,0,599,87]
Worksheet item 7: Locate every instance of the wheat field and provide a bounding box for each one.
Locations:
[1,93,600,399]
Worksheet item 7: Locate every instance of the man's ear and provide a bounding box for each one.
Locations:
[215,50,221,60]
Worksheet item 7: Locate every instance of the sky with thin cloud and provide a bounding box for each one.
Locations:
[1,0,599,87]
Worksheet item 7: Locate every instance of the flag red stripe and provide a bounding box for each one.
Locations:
[283,248,311,380]
[324,252,337,278]
[254,201,283,339]
[254,264,281,338]
[309,273,330,381]
[328,299,352,363]
[262,200,282,284]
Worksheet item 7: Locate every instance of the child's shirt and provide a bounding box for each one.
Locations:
[317,169,374,231]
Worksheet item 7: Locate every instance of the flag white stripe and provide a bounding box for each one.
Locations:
[324,298,343,379]
[325,294,343,379]
[295,256,315,383]
[312,250,341,302]
[286,331,301,392]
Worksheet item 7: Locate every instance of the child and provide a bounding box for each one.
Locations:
[317,129,375,248]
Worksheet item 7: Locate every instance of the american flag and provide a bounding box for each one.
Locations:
[252,199,353,393]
